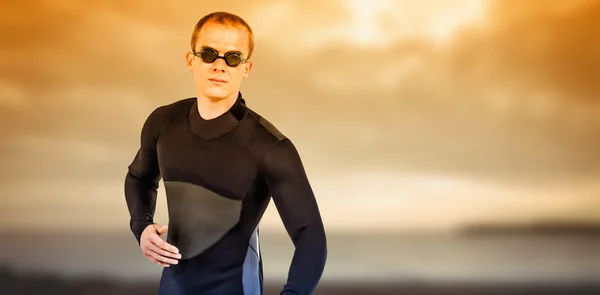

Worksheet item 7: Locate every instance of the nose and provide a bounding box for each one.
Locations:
[211,57,227,72]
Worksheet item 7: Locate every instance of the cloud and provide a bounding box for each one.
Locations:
[2,0,599,182]
[251,0,600,183]
[1,0,599,231]
[466,0,600,103]
[1,1,186,101]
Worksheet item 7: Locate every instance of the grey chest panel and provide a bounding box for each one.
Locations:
[164,181,242,259]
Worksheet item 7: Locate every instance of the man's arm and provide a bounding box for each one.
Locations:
[260,138,327,295]
[124,109,161,244]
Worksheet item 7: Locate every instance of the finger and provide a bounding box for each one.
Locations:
[153,224,168,233]
[148,242,182,260]
[150,234,180,254]
[156,225,168,234]
[145,253,170,267]
[147,248,179,265]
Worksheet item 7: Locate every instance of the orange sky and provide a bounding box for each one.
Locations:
[1,0,599,232]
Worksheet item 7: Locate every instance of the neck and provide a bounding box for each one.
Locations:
[196,92,239,120]
[187,91,247,139]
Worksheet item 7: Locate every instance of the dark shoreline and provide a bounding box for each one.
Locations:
[1,268,599,295]
[282,283,600,295]
[458,221,600,237]
[4,281,600,295]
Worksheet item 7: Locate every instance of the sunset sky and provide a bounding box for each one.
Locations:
[1,0,599,233]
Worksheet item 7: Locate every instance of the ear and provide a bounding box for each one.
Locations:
[185,51,194,71]
[242,61,253,79]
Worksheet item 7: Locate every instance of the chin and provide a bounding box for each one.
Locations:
[202,87,233,101]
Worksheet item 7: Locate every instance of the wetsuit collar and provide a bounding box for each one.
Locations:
[188,92,247,139]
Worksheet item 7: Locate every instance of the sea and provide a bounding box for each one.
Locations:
[1,230,599,285]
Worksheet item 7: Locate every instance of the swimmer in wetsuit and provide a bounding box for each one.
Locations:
[123,11,327,295]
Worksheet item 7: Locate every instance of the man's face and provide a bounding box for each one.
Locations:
[186,22,252,101]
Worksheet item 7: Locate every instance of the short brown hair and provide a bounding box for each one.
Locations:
[190,12,255,59]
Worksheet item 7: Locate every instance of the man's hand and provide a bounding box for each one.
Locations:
[140,224,181,267]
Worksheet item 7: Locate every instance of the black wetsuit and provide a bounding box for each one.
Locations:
[124,92,327,295]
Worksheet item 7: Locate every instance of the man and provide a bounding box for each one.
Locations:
[124,11,327,295]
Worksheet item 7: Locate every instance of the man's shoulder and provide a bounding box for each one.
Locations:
[143,97,194,137]
[152,97,195,119]
[149,97,194,125]
[237,107,289,163]
[244,108,287,142]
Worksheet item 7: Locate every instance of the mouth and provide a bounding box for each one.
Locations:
[208,78,227,83]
